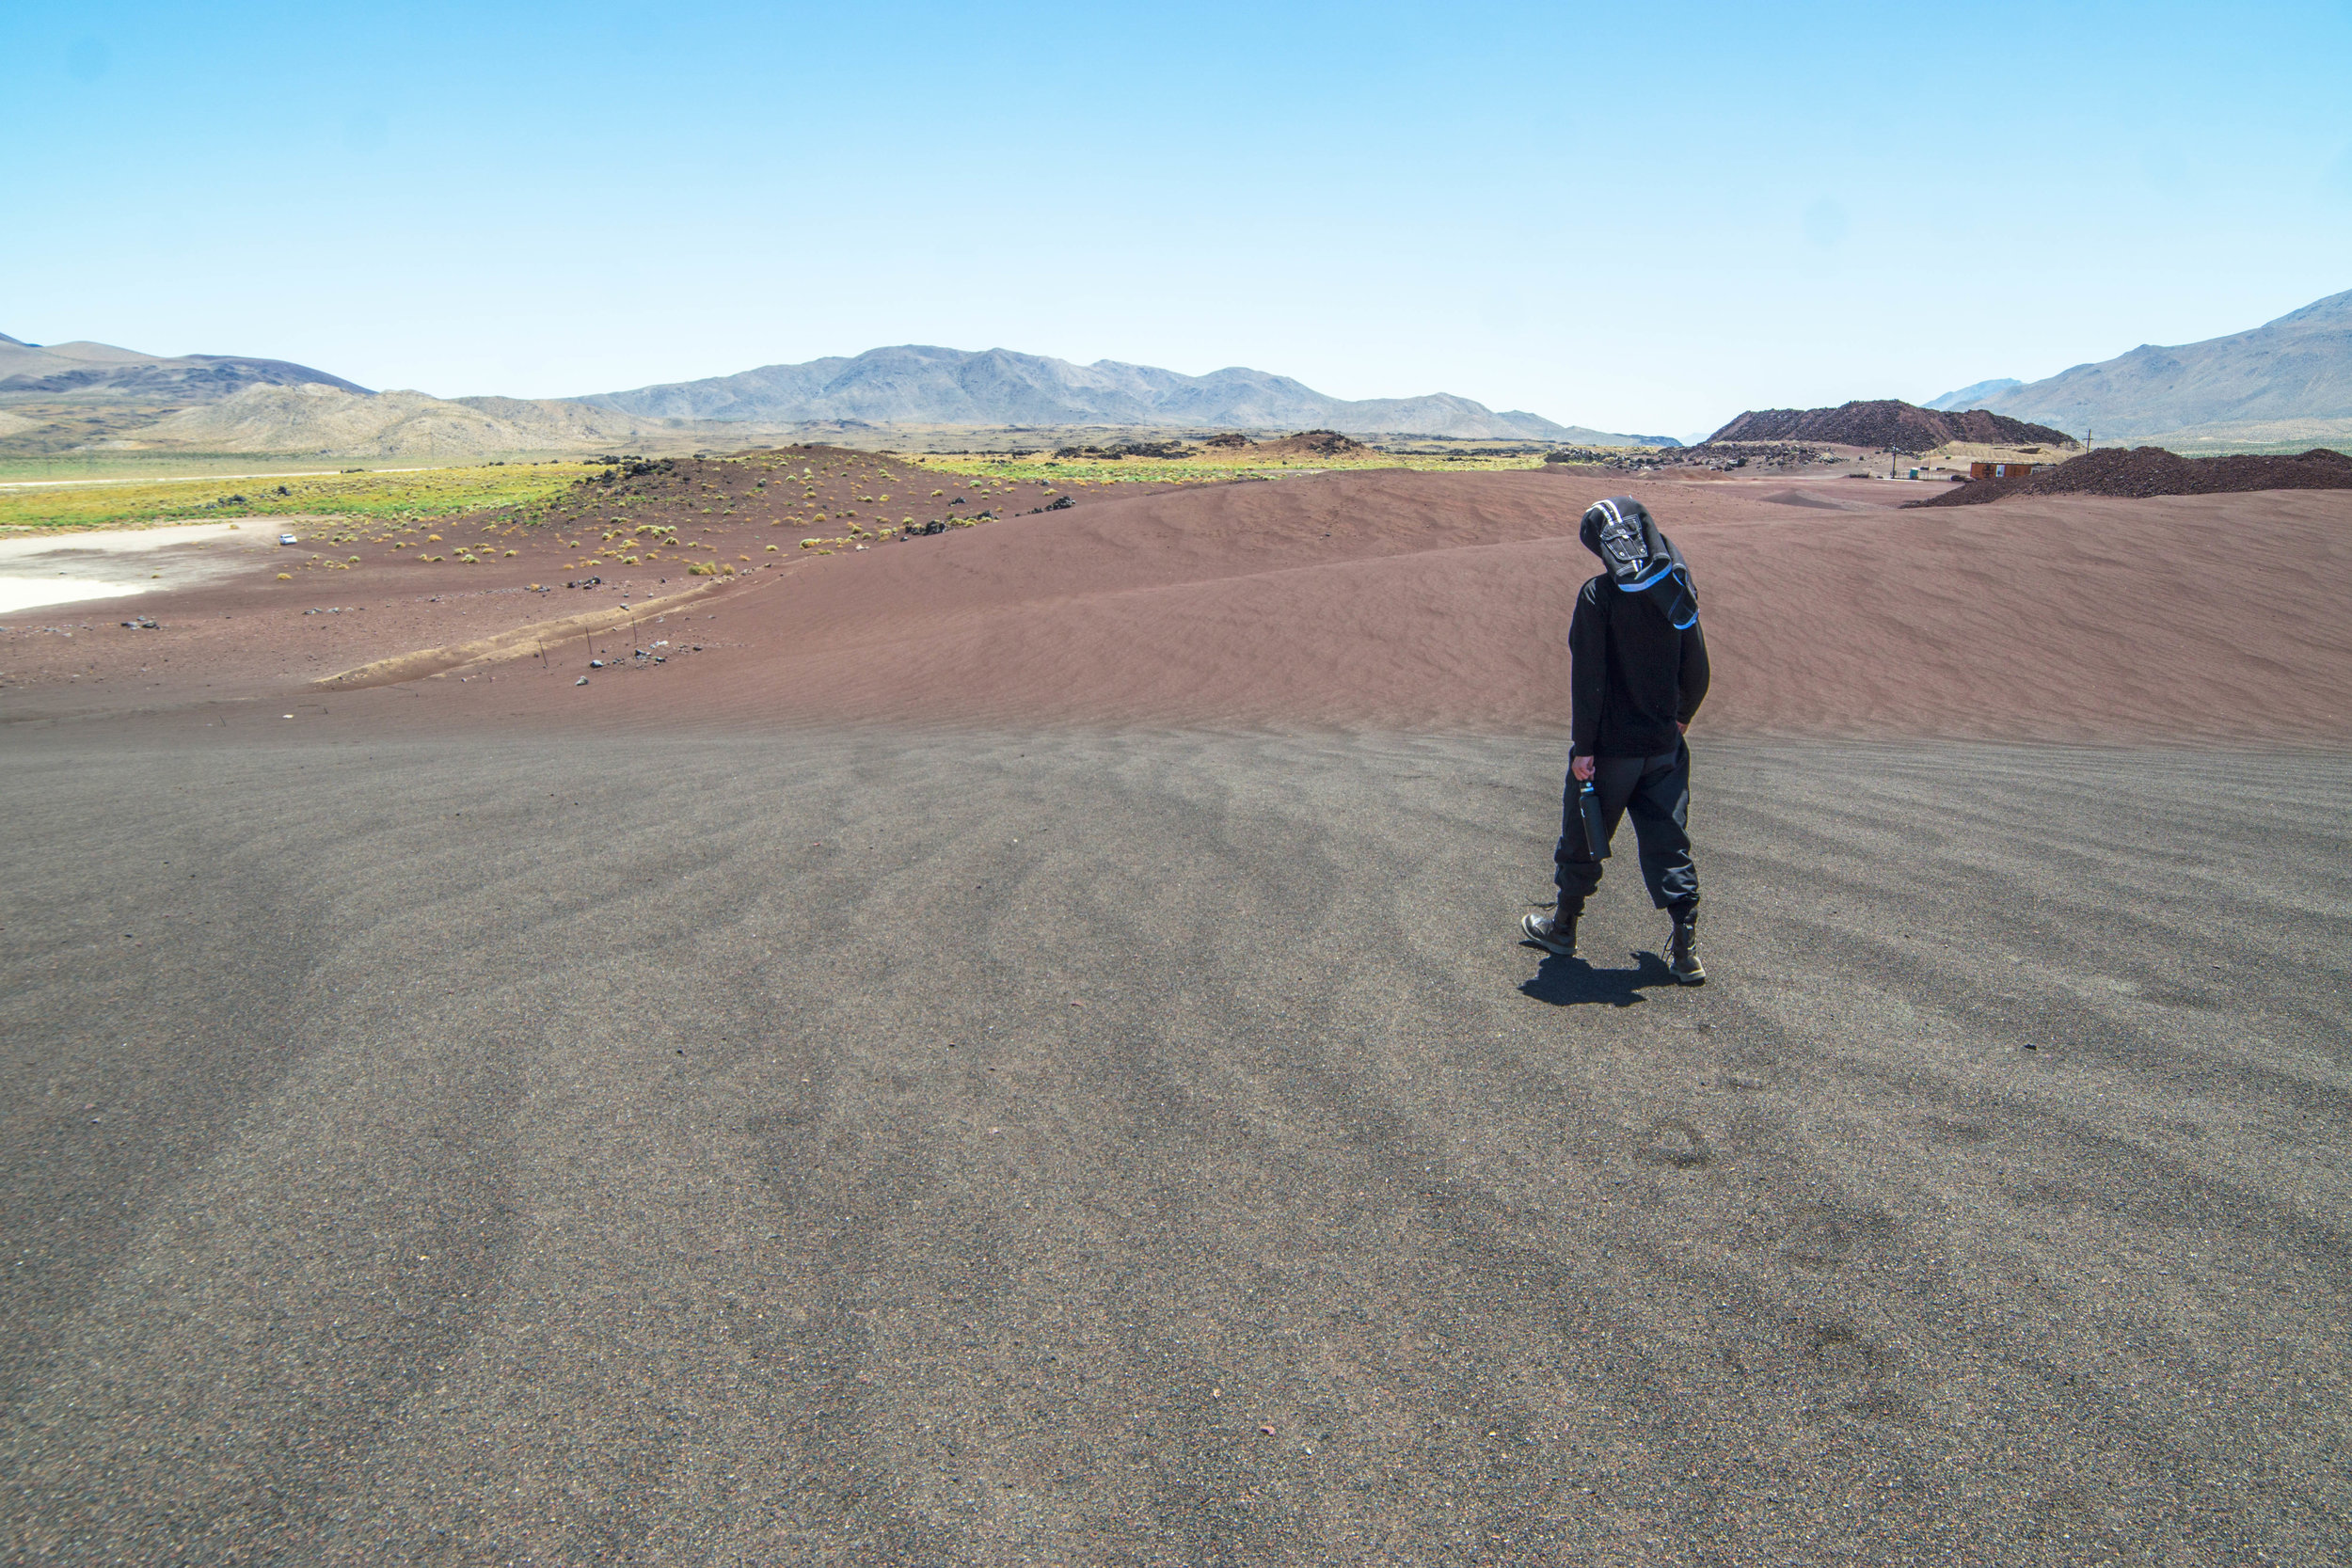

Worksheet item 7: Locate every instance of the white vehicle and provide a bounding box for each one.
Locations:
[278,532,298,546]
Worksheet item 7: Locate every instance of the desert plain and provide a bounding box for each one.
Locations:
[3,450,2348,1563]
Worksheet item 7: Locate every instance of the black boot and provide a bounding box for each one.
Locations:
[1521,904,1578,957]
[1666,906,1705,985]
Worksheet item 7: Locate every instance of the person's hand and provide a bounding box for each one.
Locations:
[1572,754,1597,782]
[1678,721,1689,735]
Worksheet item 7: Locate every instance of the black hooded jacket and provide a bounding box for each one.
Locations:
[1569,497,1709,757]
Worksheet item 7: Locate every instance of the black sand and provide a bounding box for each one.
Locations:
[4,729,2347,1563]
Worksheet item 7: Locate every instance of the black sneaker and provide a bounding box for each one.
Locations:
[1520,909,1577,957]
[1666,911,1706,985]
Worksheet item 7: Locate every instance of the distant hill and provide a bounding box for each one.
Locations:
[1708,399,2075,450]
[581,344,1663,443]
[1924,378,2023,412]
[119,382,1677,461]
[0,332,366,403]
[1,331,1680,454]
[122,383,666,458]
[1979,289,2352,440]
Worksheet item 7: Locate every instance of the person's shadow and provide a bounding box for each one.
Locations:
[1518,942,1678,1007]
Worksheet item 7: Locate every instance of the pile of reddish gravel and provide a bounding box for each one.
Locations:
[1708,399,2074,450]
[1912,445,2352,507]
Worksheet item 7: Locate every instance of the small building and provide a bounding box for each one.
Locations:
[1970,461,2038,480]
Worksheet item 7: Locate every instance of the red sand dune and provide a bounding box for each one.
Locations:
[499,468,2352,743]
[10,467,2350,745]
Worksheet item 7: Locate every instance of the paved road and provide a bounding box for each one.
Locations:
[4,729,2346,1564]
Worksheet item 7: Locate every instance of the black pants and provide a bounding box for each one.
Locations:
[1553,741,1698,916]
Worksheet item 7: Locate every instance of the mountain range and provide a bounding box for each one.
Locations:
[1930,288,2352,443]
[1921,378,2022,412]
[0,334,1675,454]
[0,332,366,402]
[11,288,2347,459]
[579,344,1670,444]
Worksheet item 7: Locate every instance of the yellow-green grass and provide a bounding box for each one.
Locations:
[0,463,605,535]
[0,452,405,484]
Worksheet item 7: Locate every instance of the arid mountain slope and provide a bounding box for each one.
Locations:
[581,343,1662,442]
[126,383,670,457]
[0,332,366,403]
[1922,377,2022,410]
[1981,287,2352,439]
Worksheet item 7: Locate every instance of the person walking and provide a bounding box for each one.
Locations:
[1521,496,1710,983]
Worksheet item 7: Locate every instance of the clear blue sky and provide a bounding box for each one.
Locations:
[7,0,2348,438]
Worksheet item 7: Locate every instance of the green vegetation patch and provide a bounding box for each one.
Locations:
[0,463,604,535]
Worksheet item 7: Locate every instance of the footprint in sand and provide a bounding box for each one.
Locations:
[1779,1202,1894,1271]
[1637,1118,1713,1168]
